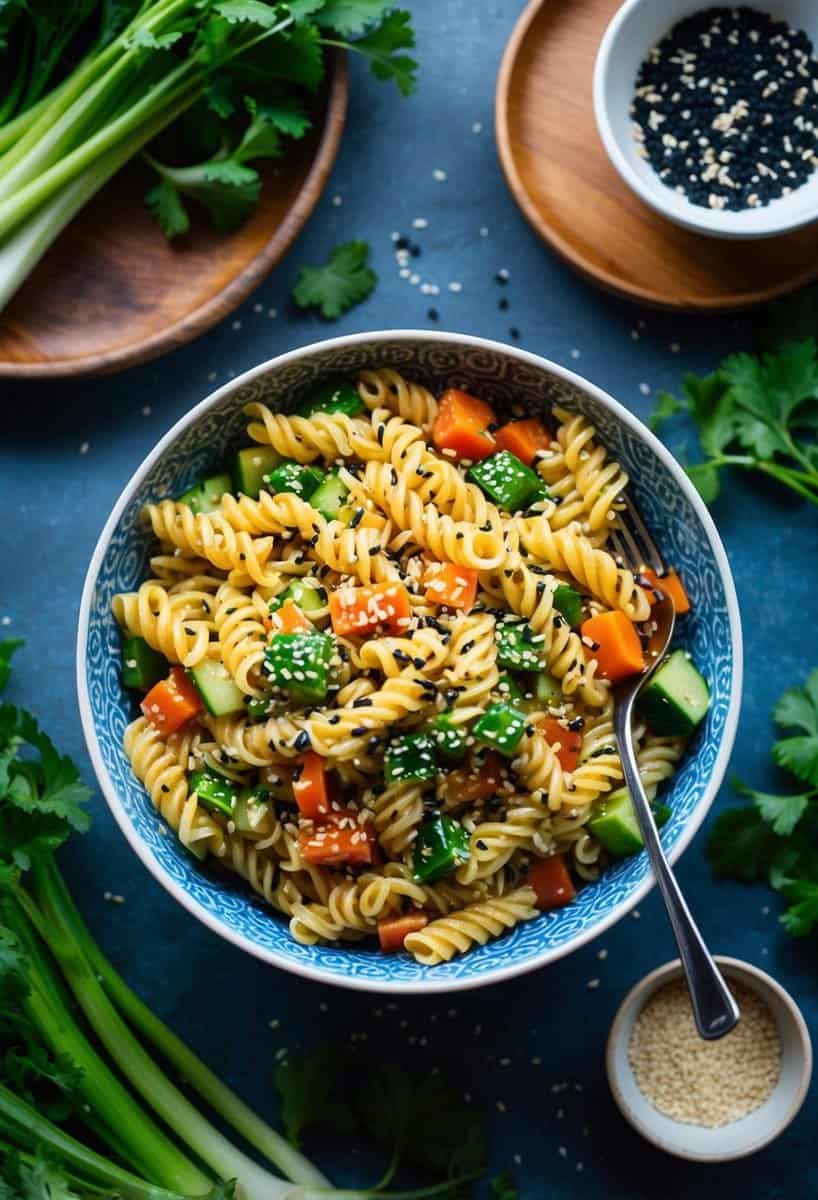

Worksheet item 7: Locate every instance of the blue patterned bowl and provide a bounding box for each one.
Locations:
[77,332,742,993]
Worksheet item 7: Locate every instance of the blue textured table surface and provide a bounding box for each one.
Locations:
[1,3,817,1196]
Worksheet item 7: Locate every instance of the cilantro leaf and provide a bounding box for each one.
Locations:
[0,927,29,1004]
[0,641,22,696]
[778,878,818,937]
[246,94,311,139]
[705,805,776,882]
[650,339,818,508]
[215,1,280,27]
[774,670,818,735]
[491,1170,520,1200]
[312,0,394,36]
[648,390,684,432]
[733,781,811,837]
[346,9,417,95]
[146,177,190,239]
[273,1047,355,1147]
[293,239,376,318]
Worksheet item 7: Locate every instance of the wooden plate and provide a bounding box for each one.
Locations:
[495,0,818,311]
[0,54,347,378]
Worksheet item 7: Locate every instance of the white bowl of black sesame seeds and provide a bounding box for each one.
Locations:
[606,957,812,1160]
[594,1,818,238]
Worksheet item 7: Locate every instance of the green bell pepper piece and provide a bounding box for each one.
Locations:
[264,460,325,501]
[265,630,334,702]
[246,696,271,721]
[467,450,543,513]
[188,768,237,817]
[496,672,525,704]
[473,702,527,757]
[413,815,471,883]
[299,378,363,418]
[553,584,583,628]
[121,636,166,691]
[384,733,437,784]
[426,712,467,763]
[496,620,546,671]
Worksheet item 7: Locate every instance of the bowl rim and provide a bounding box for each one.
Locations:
[605,955,813,1160]
[76,329,744,994]
[592,0,818,241]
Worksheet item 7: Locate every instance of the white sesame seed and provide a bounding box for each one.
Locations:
[412,217,428,229]
[433,168,447,181]
[448,281,463,293]
[79,441,89,455]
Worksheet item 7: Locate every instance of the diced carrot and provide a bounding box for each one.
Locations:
[378,912,429,953]
[423,562,479,612]
[298,812,374,866]
[640,567,691,615]
[268,600,311,635]
[581,611,644,683]
[539,716,583,773]
[432,389,496,462]
[441,752,505,805]
[329,580,413,637]
[528,856,576,910]
[141,667,202,735]
[292,751,329,818]
[494,418,551,465]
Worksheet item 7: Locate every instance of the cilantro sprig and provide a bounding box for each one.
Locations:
[707,669,818,937]
[651,338,818,506]
[293,238,377,317]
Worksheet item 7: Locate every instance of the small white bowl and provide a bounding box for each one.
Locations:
[607,957,812,1161]
[594,0,818,239]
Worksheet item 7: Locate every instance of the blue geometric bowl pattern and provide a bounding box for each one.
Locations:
[77,332,742,993]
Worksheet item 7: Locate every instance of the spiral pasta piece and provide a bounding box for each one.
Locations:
[517,519,650,621]
[404,887,539,965]
[456,803,553,884]
[357,367,439,429]
[552,405,629,533]
[143,500,282,586]
[244,403,377,463]
[213,582,270,697]
[363,460,505,570]
[482,553,608,707]
[218,490,398,586]
[124,719,225,858]
[113,580,217,668]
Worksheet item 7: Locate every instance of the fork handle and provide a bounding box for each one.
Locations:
[615,702,740,1040]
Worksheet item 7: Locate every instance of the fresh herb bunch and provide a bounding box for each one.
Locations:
[651,338,818,507]
[707,669,818,937]
[0,637,490,1200]
[0,1,417,310]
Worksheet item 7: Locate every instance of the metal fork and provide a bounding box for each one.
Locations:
[609,496,740,1041]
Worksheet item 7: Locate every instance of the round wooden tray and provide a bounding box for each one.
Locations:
[495,0,818,311]
[0,53,348,378]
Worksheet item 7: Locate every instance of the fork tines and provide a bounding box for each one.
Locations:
[610,495,666,576]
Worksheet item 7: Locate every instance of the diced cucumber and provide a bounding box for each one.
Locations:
[637,649,710,736]
[588,788,671,858]
[188,768,237,817]
[265,460,325,501]
[232,785,273,835]
[178,472,232,515]
[309,472,349,519]
[532,670,561,705]
[299,378,363,418]
[121,636,166,691]
[270,580,327,614]
[187,659,245,717]
[234,447,281,499]
[553,584,582,628]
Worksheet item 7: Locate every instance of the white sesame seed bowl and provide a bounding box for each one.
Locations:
[77,330,742,993]
[606,956,812,1160]
[594,0,818,239]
